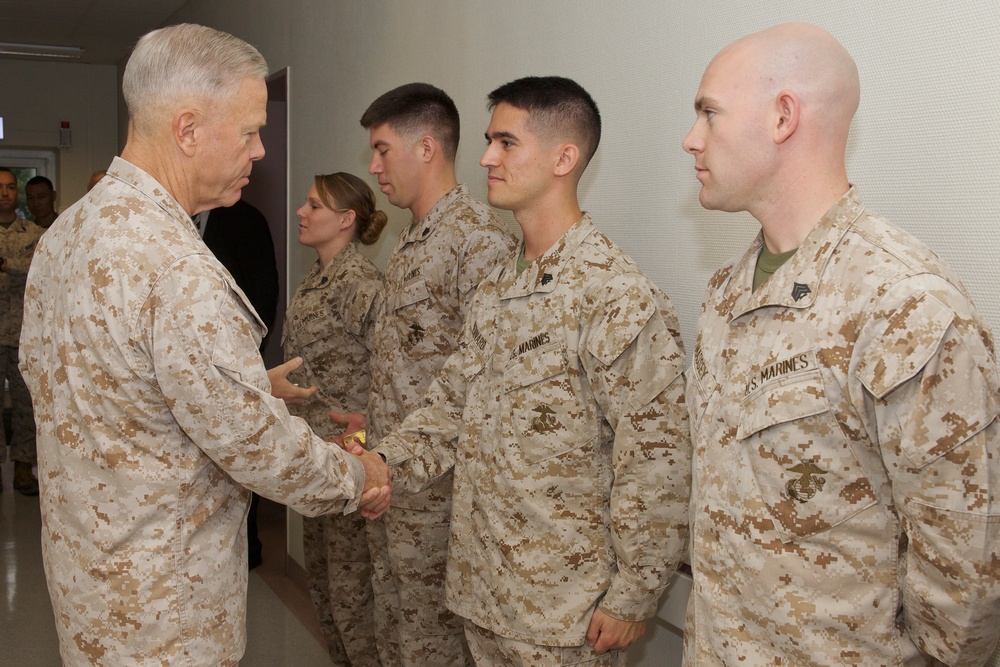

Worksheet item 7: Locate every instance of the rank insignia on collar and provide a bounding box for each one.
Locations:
[541,273,553,285]
[785,462,827,502]
[791,282,811,301]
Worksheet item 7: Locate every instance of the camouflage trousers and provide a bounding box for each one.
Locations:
[1,345,35,464]
[303,510,381,666]
[463,619,627,667]
[366,507,472,667]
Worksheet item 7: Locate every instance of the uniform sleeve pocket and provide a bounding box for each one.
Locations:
[856,292,953,399]
[856,291,995,468]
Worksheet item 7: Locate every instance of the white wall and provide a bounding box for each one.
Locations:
[164,0,1000,361]
[157,1,1000,664]
[0,60,119,208]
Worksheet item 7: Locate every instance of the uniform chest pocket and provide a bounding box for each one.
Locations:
[392,279,430,311]
[737,369,878,542]
[504,342,592,465]
[290,310,335,349]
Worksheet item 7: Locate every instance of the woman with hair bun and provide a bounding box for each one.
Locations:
[282,172,387,665]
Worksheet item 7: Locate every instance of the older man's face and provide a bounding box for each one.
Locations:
[193,76,267,212]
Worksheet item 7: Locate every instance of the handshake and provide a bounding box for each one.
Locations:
[268,358,392,520]
[331,411,392,520]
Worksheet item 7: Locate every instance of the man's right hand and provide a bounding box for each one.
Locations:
[356,449,391,519]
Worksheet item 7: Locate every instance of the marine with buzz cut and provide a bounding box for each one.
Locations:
[336,82,516,667]
[351,75,691,667]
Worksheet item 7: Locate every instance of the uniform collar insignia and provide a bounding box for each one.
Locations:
[791,282,811,301]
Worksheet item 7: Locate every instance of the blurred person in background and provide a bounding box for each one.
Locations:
[284,172,387,666]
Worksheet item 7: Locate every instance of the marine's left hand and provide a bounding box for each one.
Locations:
[267,357,318,405]
[586,608,646,654]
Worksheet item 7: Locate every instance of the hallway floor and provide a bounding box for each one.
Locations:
[0,449,332,666]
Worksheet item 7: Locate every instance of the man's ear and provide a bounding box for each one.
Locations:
[175,110,199,157]
[417,135,436,163]
[774,90,800,144]
[553,143,580,177]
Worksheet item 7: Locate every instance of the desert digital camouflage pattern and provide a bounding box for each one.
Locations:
[18,158,367,667]
[365,183,515,666]
[0,215,43,346]
[378,215,691,647]
[283,241,382,666]
[463,617,626,666]
[685,188,1000,666]
[0,215,43,462]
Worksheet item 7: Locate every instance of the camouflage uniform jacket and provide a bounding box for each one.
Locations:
[685,188,1000,666]
[367,183,515,511]
[283,241,381,433]
[377,215,691,645]
[18,157,367,667]
[0,215,44,345]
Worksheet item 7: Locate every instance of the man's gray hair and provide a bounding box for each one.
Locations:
[123,23,268,130]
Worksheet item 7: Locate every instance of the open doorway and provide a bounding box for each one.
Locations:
[240,69,288,371]
[237,68,297,577]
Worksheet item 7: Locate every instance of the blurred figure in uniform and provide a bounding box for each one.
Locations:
[25,176,58,228]
[0,166,43,495]
[285,172,386,666]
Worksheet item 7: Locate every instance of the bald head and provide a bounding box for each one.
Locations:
[684,24,859,240]
[715,23,859,139]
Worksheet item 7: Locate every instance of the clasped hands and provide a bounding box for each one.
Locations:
[329,411,391,520]
[268,358,391,519]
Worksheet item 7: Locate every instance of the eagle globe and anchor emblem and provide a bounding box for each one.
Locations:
[785,461,827,503]
[530,404,560,433]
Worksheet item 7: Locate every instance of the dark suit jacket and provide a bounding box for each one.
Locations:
[203,199,279,330]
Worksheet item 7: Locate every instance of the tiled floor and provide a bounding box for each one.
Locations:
[0,450,332,666]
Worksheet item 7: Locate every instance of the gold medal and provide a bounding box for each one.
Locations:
[344,430,367,448]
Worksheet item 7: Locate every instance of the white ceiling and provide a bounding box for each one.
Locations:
[0,0,190,65]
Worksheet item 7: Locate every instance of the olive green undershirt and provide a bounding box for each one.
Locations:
[516,250,532,276]
[753,245,798,292]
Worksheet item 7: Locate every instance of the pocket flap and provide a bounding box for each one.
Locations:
[856,292,954,399]
[392,279,430,311]
[738,367,830,440]
[503,341,565,393]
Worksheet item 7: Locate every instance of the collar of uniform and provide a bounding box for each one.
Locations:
[726,186,865,322]
[107,156,192,231]
[399,183,468,244]
[496,213,595,298]
[301,241,360,290]
[0,216,32,233]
